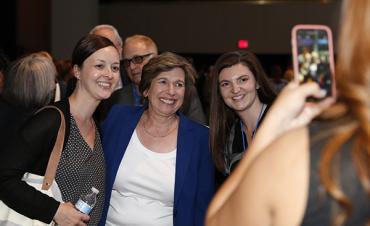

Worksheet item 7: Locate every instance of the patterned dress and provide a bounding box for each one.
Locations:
[55,116,106,225]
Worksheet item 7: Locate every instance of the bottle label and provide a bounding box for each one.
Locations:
[75,200,93,214]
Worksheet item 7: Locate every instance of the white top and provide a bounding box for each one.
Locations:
[106,130,177,226]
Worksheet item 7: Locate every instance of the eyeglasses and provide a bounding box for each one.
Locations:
[122,53,153,68]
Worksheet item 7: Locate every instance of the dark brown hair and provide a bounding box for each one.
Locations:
[72,34,115,68]
[209,50,277,172]
[139,52,196,112]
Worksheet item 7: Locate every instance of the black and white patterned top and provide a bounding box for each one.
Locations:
[55,115,106,226]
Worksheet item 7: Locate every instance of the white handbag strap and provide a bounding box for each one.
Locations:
[36,106,65,190]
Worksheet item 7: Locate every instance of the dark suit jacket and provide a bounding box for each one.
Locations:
[97,84,207,125]
[99,105,215,226]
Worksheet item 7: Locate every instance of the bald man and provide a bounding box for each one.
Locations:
[122,35,158,106]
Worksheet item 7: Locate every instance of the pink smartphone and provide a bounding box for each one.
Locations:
[291,24,335,97]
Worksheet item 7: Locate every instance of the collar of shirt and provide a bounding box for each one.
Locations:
[131,84,142,107]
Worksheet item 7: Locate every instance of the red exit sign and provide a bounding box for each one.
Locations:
[238,39,249,49]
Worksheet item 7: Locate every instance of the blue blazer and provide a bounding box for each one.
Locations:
[99,105,215,226]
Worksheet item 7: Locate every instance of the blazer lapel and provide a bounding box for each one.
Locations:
[112,107,144,181]
[174,115,195,206]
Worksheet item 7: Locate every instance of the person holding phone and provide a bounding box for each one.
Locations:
[292,25,335,98]
[205,1,370,225]
[208,50,277,185]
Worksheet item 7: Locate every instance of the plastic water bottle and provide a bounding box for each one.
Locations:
[75,187,99,214]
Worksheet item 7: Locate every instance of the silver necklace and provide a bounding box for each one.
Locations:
[141,119,178,138]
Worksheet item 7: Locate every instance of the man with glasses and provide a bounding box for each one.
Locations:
[121,35,157,106]
[97,34,207,125]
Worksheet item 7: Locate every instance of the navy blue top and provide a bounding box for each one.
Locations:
[131,84,142,107]
[99,105,215,226]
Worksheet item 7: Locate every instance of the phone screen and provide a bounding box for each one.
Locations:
[294,27,334,96]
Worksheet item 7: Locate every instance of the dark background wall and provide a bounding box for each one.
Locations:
[1,0,51,60]
[51,0,98,60]
[18,0,51,56]
[0,1,17,59]
[97,0,341,72]
[2,0,341,70]
[99,1,341,54]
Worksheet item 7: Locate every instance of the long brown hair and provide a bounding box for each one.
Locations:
[209,50,277,172]
[319,1,370,225]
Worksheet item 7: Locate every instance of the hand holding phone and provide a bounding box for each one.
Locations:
[291,24,335,98]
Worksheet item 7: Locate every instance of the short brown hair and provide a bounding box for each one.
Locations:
[139,52,196,111]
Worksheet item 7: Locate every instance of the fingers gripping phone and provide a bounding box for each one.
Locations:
[292,25,335,98]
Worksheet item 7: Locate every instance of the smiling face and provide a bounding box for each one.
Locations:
[75,46,120,101]
[219,63,261,112]
[144,67,185,117]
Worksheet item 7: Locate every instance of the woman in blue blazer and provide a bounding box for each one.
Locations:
[100,52,215,226]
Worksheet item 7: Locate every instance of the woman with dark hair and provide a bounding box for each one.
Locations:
[209,50,277,181]
[0,34,120,225]
[206,0,369,225]
[100,52,214,226]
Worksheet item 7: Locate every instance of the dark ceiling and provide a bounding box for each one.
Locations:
[100,0,338,3]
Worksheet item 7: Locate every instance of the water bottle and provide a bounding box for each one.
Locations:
[75,187,99,214]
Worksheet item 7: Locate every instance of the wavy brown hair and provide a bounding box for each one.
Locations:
[319,0,370,225]
[139,52,196,112]
[209,50,277,172]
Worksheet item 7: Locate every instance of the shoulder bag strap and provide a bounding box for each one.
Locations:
[36,105,66,190]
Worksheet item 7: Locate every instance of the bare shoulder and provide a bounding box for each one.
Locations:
[261,126,309,161]
[235,127,310,226]
[247,126,309,175]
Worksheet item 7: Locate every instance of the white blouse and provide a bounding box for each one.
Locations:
[106,130,177,226]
